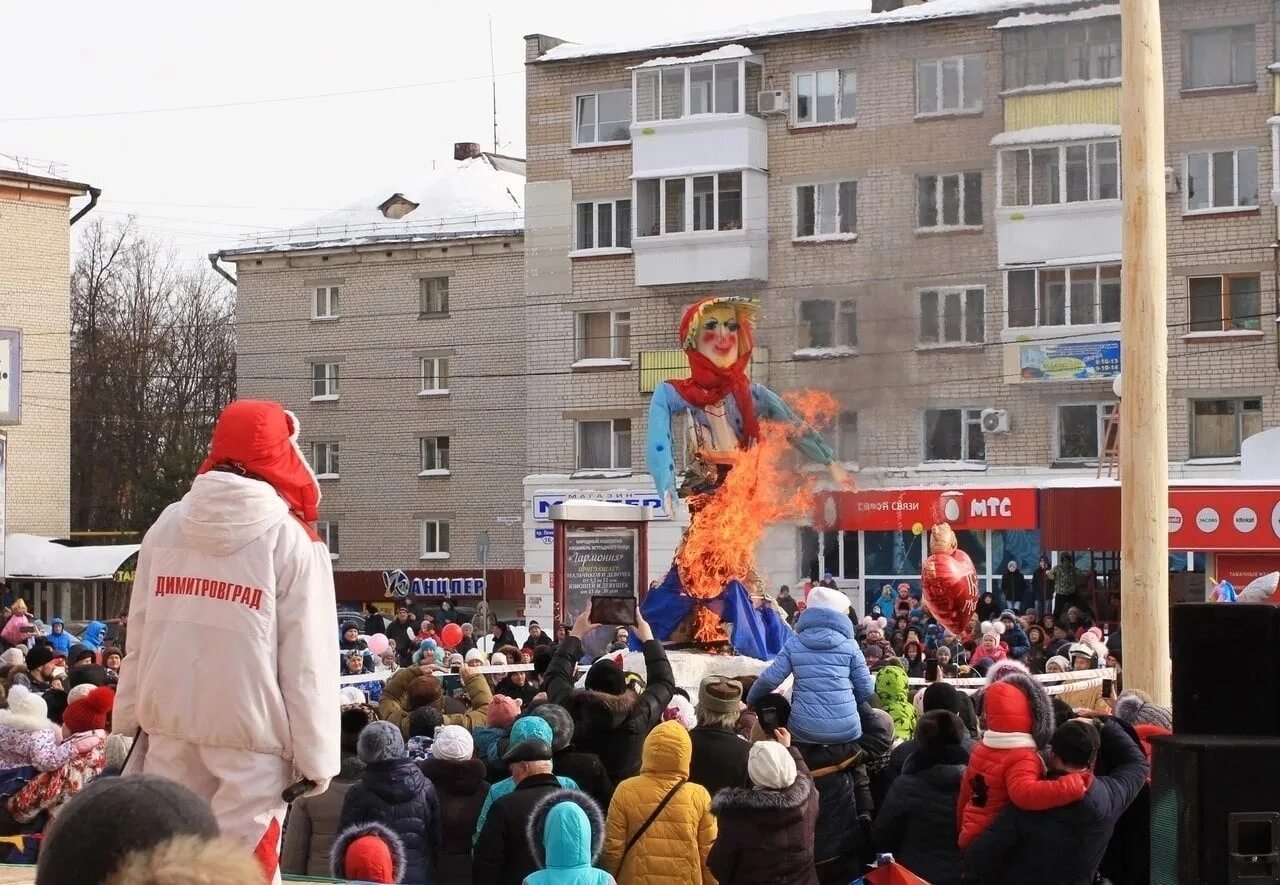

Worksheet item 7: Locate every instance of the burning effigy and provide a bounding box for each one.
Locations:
[641,296,854,659]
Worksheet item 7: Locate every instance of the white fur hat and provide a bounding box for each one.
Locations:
[806,586,850,614]
[464,648,484,664]
[490,652,507,666]
[432,725,474,762]
[748,740,797,789]
[6,685,47,722]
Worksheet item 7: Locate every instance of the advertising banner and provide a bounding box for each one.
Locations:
[1018,339,1120,382]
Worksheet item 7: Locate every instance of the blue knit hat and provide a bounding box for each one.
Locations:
[510,716,553,746]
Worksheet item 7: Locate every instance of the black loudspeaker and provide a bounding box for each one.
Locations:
[1173,604,1280,736]
[1151,735,1280,884]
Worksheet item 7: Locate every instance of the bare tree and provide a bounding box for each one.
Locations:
[71,220,236,532]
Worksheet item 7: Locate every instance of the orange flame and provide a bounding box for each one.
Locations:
[677,391,839,643]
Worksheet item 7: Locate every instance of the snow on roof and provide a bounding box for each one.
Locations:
[630,44,755,69]
[991,123,1120,146]
[7,535,139,581]
[992,3,1118,28]
[224,155,524,256]
[538,0,1099,63]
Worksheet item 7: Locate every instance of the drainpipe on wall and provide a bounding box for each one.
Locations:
[207,252,237,286]
[69,186,101,226]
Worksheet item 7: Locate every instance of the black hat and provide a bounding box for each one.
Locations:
[25,645,61,671]
[36,774,219,885]
[68,664,111,691]
[67,644,94,665]
[922,681,962,715]
[584,658,625,695]
[532,648,553,678]
[502,738,553,764]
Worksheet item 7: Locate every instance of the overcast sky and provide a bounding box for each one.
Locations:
[2,0,867,268]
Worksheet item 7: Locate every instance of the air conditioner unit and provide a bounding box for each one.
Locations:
[758,89,789,115]
[1165,167,1179,195]
[981,408,1010,434]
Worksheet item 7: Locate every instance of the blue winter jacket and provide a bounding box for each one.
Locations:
[78,621,106,652]
[46,621,72,657]
[747,606,876,744]
[524,789,614,885]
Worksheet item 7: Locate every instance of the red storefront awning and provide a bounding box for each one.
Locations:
[815,488,1039,532]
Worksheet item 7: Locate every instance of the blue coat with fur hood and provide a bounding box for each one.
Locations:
[747,606,875,744]
[524,788,614,885]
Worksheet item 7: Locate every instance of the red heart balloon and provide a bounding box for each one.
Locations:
[922,548,979,635]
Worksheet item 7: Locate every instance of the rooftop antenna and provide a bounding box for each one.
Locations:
[489,16,499,154]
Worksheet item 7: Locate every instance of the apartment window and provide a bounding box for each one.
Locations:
[917,172,982,229]
[917,57,983,115]
[835,411,859,462]
[419,436,450,473]
[795,182,856,239]
[420,357,449,394]
[316,521,339,559]
[919,287,985,346]
[1000,141,1119,206]
[798,299,858,349]
[635,59,754,121]
[924,408,986,462]
[311,442,339,478]
[793,69,856,125]
[578,419,632,470]
[1186,149,1258,212]
[574,90,631,145]
[635,171,742,236]
[1007,264,1121,328]
[577,311,631,361]
[1190,398,1263,458]
[420,520,450,558]
[1056,403,1117,461]
[1184,26,1255,90]
[1188,274,1262,332]
[1003,19,1121,90]
[420,277,449,315]
[574,199,632,251]
[311,363,340,399]
[312,285,339,320]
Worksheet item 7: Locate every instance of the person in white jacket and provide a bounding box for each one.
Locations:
[113,400,340,884]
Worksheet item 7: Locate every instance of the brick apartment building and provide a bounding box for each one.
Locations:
[521,0,1280,618]
[219,147,529,611]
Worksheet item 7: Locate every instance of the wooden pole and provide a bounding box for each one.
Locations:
[1119,0,1171,705]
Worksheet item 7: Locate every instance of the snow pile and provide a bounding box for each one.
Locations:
[990,123,1120,146]
[631,44,755,69]
[7,535,139,581]
[793,346,858,360]
[992,4,1119,28]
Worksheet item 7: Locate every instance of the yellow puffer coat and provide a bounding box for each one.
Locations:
[603,721,717,885]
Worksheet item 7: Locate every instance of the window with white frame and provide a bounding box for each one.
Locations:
[1188,273,1262,332]
[420,520,450,558]
[793,69,856,125]
[924,408,986,462]
[635,58,759,121]
[835,411,858,462]
[1184,26,1255,90]
[917,57,983,115]
[312,285,339,320]
[316,520,339,558]
[917,172,983,229]
[1056,403,1117,461]
[577,311,631,361]
[798,299,858,349]
[577,419,632,470]
[311,442,339,478]
[420,277,449,315]
[574,90,631,145]
[420,436,450,473]
[1190,398,1263,458]
[1006,264,1121,328]
[795,181,856,239]
[1185,149,1258,212]
[574,199,632,251]
[1000,141,1119,207]
[311,363,340,399]
[919,286,985,345]
[420,357,449,394]
[635,171,742,237]
[1002,19,1122,90]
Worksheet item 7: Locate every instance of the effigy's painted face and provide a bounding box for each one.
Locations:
[696,304,742,368]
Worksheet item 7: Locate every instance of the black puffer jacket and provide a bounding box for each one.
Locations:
[472,772,566,885]
[420,756,489,884]
[873,743,969,885]
[799,741,862,883]
[544,636,675,782]
[340,757,441,884]
[689,725,750,797]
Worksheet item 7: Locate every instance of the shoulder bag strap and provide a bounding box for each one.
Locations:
[618,778,687,872]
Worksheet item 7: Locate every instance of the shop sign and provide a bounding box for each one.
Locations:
[1168,488,1280,551]
[381,569,486,599]
[817,488,1039,532]
[1214,553,1280,588]
[1018,339,1120,382]
[532,488,667,521]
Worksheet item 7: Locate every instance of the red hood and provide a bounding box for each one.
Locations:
[197,400,320,523]
[984,680,1034,734]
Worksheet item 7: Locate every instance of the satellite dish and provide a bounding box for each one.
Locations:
[1112,373,1122,399]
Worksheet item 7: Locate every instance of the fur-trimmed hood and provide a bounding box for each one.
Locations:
[330,820,406,883]
[564,685,638,733]
[105,834,264,885]
[712,769,813,817]
[980,669,1054,748]
[0,708,56,734]
[526,788,605,871]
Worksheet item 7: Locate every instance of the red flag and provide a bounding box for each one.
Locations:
[865,861,931,885]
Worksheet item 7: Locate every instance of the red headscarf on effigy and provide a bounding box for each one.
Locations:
[669,297,760,445]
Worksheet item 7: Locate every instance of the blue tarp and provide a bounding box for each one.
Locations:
[637,565,790,660]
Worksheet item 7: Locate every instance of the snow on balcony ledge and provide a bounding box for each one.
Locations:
[991,124,1120,146]
[999,77,1121,98]
[992,5,1119,29]
[630,44,754,69]
[792,346,857,360]
[915,461,989,473]
[571,357,633,370]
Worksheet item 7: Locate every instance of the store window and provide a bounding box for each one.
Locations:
[798,528,860,584]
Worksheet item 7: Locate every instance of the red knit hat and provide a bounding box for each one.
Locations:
[62,686,115,734]
[982,680,1033,734]
[344,834,396,884]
